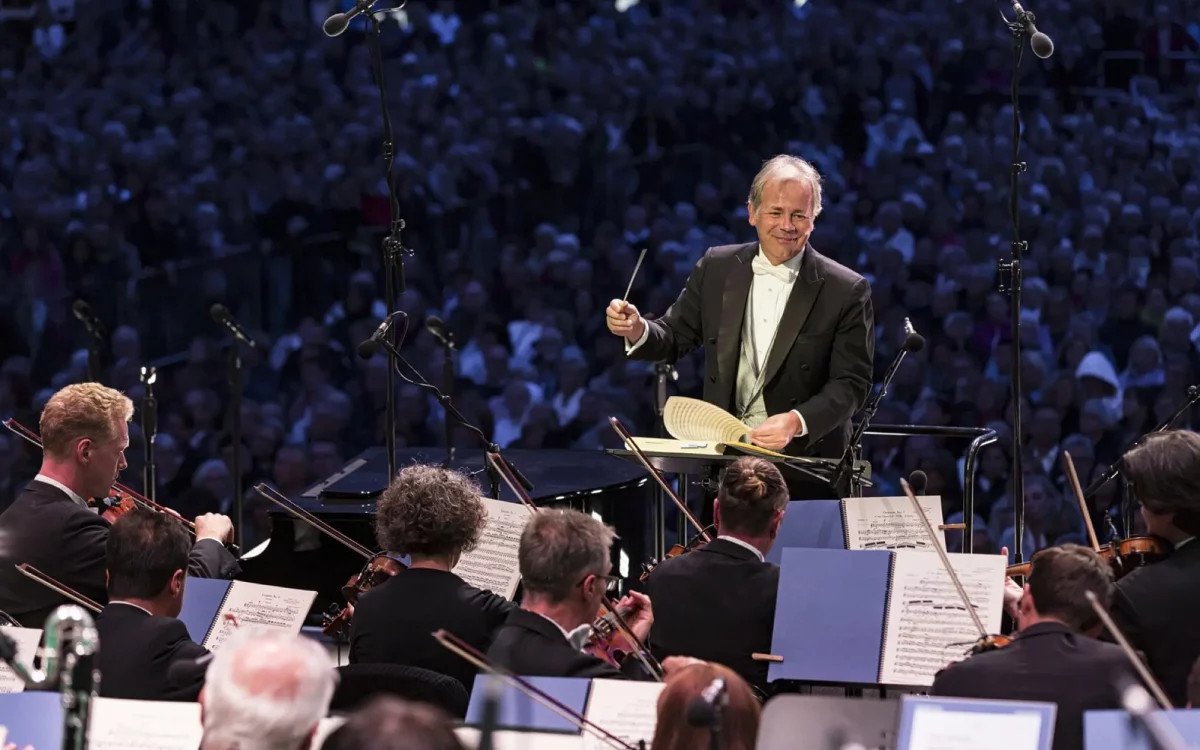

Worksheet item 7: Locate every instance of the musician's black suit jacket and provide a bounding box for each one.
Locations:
[96,602,210,702]
[931,622,1133,750]
[1106,539,1200,707]
[486,608,627,680]
[0,480,240,627]
[627,242,874,459]
[645,538,778,693]
[350,568,515,692]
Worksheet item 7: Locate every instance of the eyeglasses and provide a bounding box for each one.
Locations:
[578,574,621,595]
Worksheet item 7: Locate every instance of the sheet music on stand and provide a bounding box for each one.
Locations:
[895,696,1056,750]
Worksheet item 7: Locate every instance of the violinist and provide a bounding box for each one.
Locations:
[645,457,786,694]
[97,509,211,702]
[1105,429,1200,707]
[0,383,239,627]
[349,465,516,693]
[486,508,654,679]
[931,545,1137,750]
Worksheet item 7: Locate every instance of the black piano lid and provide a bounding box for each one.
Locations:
[287,446,652,516]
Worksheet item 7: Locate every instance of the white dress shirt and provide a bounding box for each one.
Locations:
[107,600,154,616]
[33,473,89,510]
[716,535,765,562]
[628,246,808,438]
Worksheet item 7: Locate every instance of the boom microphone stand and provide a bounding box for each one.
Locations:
[323,0,412,483]
[995,0,1053,565]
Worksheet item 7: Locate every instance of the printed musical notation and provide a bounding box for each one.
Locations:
[0,627,42,694]
[879,552,1005,686]
[906,704,1044,750]
[203,582,315,651]
[843,495,945,552]
[583,679,664,750]
[89,697,202,750]
[454,497,531,600]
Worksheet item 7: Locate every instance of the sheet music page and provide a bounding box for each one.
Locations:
[582,678,664,750]
[453,497,531,600]
[905,704,1044,750]
[456,728,586,750]
[663,396,749,444]
[0,627,42,693]
[879,552,1005,687]
[89,697,202,750]
[843,495,946,552]
[202,581,316,651]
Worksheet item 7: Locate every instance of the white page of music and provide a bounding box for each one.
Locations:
[89,697,202,750]
[843,495,946,552]
[0,627,42,694]
[906,704,1045,750]
[879,552,1005,687]
[202,582,316,651]
[453,497,531,600]
[456,728,586,750]
[583,679,664,750]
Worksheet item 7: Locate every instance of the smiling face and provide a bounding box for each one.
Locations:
[748,176,815,266]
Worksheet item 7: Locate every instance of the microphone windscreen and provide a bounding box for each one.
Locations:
[1031,32,1054,59]
[72,299,92,321]
[904,332,926,353]
[323,13,349,36]
[426,315,446,332]
[685,698,715,727]
[357,339,380,360]
[909,470,928,495]
[210,303,231,324]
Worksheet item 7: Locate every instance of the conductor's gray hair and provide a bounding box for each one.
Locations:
[518,509,616,603]
[748,155,824,217]
[201,631,337,750]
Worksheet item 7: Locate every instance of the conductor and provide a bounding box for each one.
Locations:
[606,155,874,473]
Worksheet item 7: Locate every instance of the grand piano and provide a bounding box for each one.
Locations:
[238,447,653,623]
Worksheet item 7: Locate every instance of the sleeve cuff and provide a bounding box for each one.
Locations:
[625,324,650,354]
[790,410,808,439]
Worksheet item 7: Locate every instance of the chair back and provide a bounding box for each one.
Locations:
[332,663,469,717]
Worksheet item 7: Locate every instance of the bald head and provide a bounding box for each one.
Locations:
[200,633,336,750]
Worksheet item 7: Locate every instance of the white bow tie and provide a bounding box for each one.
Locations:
[751,254,798,283]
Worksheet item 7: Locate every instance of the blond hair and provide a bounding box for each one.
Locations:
[748,155,824,218]
[40,383,134,459]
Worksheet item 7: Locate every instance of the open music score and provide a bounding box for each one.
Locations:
[581,679,663,750]
[879,553,1005,686]
[844,495,945,552]
[0,628,41,694]
[88,697,203,750]
[201,581,315,651]
[452,497,529,600]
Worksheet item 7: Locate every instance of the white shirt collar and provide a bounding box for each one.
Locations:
[756,244,804,273]
[528,610,593,650]
[1176,537,1195,551]
[107,601,154,617]
[34,474,89,510]
[716,535,765,562]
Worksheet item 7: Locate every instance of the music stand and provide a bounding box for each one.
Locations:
[755,694,900,750]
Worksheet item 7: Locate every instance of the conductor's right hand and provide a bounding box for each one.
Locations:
[606,299,646,344]
[195,513,235,544]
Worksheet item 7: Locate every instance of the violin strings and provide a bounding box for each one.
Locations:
[252,483,375,558]
[433,630,636,750]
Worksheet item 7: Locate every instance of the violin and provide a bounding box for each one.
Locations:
[639,526,714,582]
[93,491,139,525]
[1005,452,1168,581]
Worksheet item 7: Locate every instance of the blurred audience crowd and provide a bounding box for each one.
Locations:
[2,0,1200,560]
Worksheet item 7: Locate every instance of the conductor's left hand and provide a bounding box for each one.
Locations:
[748,412,801,451]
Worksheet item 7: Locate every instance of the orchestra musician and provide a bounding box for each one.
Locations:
[651,661,761,750]
[0,383,239,627]
[97,508,211,701]
[645,457,786,694]
[1106,429,1200,707]
[606,155,874,485]
[931,545,1136,750]
[349,464,516,692]
[486,508,654,678]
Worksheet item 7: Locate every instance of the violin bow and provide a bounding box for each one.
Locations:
[901,478,991,644]
[484,452,539,514]
[16,564,102,614]
[252,483,376,559]
[3,418,197,534]
[1061,451,1102,552]
[433,629,638,750]
[1084,591,1173,709]
[608,417,712,543]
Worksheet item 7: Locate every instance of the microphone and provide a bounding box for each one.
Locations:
[902,318,925,353]
[357,311,408,360]
[425,315,456,350]
[1115,674,1191,750]
[72,300,108,340]
[323,0,381,37]
[210,304,257,348]
[685,677,726,727]
[909,470,928,496]
[1011,1,1054,59]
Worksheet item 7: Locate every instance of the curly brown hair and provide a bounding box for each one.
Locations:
[375,464,488,557]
